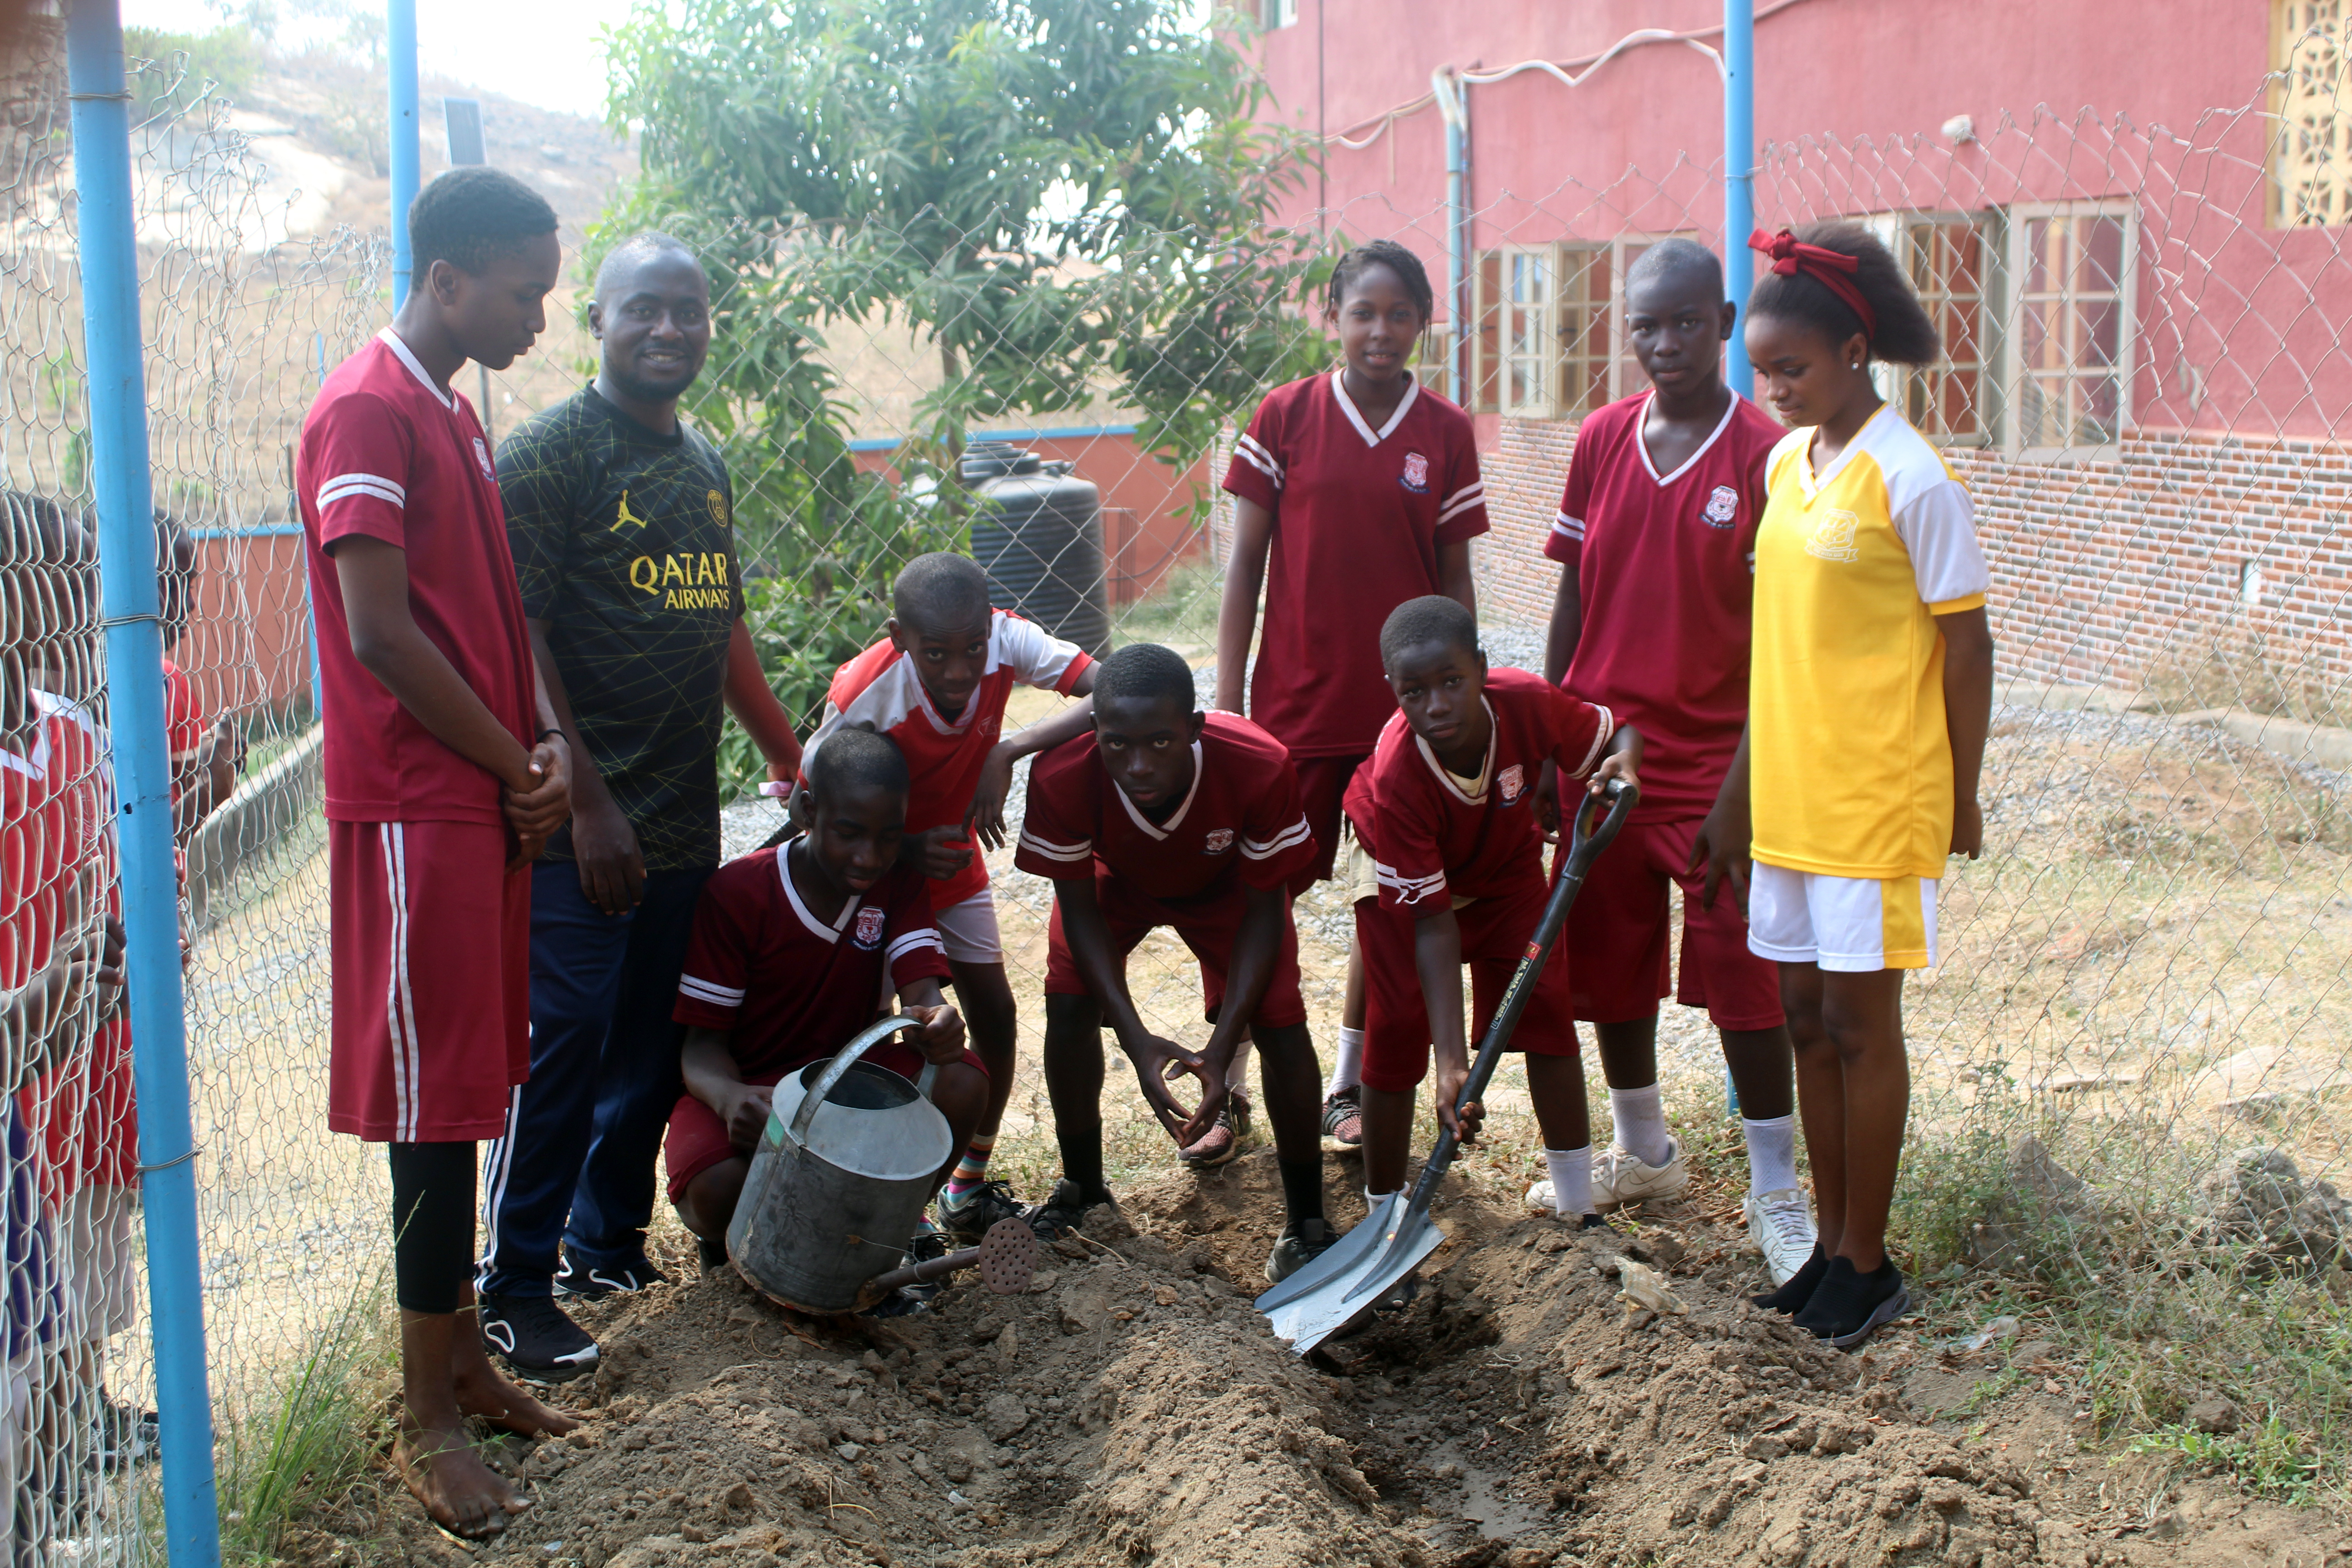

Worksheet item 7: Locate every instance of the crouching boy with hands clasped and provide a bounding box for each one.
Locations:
[1347,598,1640,1224]
[1013,643,1332,1280]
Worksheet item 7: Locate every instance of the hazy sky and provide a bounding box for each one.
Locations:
[120,0,646,121]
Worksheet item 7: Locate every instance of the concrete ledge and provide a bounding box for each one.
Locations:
[1998,681,2352,771]
[186,725,322,929]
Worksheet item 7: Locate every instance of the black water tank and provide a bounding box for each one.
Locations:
[962,441,1110,657]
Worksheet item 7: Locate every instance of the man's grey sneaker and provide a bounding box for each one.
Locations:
[1180,1092,1250,1167]
[1026,1178,1115,1241]
[89,1389,158,1473]
[552,1254,670,1302]
[938,1179,1028,1246]
[1745,1186,1820,1287]
[1592,1137,1690,1210]
[1320,1088,1363,1152]
[1264,1216,1339,1283]
[479,1292,600,1379]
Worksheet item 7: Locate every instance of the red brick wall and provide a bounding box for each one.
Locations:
[1219,417,2352,700]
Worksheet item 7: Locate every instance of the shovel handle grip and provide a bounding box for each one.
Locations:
[788,1014,928,1146]
[1408,777,1637,1210]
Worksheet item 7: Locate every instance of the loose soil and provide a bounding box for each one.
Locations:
[286,1152,2348,1568]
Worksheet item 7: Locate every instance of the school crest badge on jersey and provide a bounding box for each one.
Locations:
[1398,451,1430,494]
[853,906,887,950]
[1702,485,1739,526]
[473,436,496,481]
[1202,828,1235,855]
[1806,510,1862,564]
[1498,764,1526,804]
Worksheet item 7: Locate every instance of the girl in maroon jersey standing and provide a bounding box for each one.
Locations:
[1215,240,1489,1165]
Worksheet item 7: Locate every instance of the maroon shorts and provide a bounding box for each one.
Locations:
[1356,869,1578,1094]
[1566,815,1784,1031]
[662,1040,988,1202]
[1042,875,1307,1029]
[328,819,529,1143]
[1289,752,1369,890]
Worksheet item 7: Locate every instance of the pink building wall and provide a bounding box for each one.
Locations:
[1238,1,2352,696]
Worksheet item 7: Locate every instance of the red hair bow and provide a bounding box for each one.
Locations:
[1749,228,1877,339]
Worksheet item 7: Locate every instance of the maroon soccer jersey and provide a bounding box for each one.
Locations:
[1545,391,1781,820]
[298,329,535,826]
[1014,711,1316,899]
[1220,371,1490,760]
[1346,666,1612,911]
[673,843,952,1078]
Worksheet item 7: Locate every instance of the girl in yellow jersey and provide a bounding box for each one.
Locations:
[1730,224,1994,1348]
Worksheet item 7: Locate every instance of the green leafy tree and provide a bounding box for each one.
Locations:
[601,0,1331,797]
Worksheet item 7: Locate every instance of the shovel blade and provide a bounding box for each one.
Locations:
[1254,1193,1405,1315]
[1256,1199,1446,1355]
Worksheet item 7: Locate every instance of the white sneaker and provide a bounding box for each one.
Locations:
[1591,1138,1688,1210]
[1745,1186,1819,1286]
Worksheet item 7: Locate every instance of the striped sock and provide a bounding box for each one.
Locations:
[943,1135,996,1199]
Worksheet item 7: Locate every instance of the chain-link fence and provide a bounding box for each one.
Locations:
[10,19,2352,1559]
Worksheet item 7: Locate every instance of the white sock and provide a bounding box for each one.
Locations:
[1607,1083,1672,1167]
[1743,1113,1798,1196]
[1326,1027,1365,1098]
[1543,1147,1593,1216]
[1225,1035,1254,1093]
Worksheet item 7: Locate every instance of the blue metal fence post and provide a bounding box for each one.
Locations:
[1723,0,1756,396]
[388,0,419,306]
[64,3,225,1563]
[1723,0,1753,1121]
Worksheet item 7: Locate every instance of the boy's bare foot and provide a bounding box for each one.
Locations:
[453,1359,586,1438]
[393,1421,530,1541]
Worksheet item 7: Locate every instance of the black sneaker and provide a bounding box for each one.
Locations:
[696,1234,729,1274]
[1752,1241,1828,1314]
[938,1179,1028,1246]
[1320,1088,1363,1151]
[552,1254,670,1301]
[1025,1178,1114,1241]
[1264,1217,1338,1283]
[479,1292,601,1378]
[93,1392,159,1472]
[1789,1256,1909,1350]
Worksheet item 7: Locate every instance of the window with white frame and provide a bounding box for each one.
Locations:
[2005,205,2134,453]
[2274,0,2352,226]
[1414,325,1456,405]
[1862,213,1998,445]
[1466,239,1630,420]
[1260,0,1298,29]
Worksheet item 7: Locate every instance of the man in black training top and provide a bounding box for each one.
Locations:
[478,231,804,1375]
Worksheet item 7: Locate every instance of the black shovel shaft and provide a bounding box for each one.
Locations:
[1404,777,1638,1211]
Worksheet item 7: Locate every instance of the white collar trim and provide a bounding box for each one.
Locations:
[780,840,861,943]
[1798,403,1890,499]
[1115,740,1204,840]
[377,327,456,410]
[1412,698,1496,807]
[1329,368,1420,448]
[1637,390,1742,487]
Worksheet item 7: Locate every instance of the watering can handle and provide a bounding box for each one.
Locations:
[789,1014,929,1146]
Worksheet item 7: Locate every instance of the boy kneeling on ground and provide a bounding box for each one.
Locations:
[665,728,985,1258]
[1348,597,1640,1223]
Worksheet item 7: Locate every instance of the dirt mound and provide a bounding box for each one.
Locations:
[299,1153,2347,1568]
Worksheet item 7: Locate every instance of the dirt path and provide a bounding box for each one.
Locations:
[287,1149,2347,1568]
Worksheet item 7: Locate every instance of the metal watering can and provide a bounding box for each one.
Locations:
[727,1015,1037,1315]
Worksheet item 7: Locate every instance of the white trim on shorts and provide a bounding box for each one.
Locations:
[933,889,1004,965]
[1745,862,1939,972]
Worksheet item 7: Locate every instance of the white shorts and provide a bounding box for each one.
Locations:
[933,889,1004,965]
[1746,864,1940,972]
[56,1186,141,1342]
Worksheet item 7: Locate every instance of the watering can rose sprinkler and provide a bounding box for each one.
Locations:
[727,1015,1039,1315]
